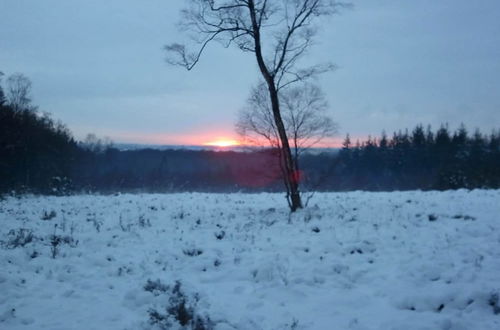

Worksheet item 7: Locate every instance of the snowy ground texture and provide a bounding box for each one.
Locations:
[1,190,500,330]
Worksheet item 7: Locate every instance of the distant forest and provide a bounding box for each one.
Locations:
[1,80,499,194]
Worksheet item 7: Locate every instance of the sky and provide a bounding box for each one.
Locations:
[1,0,499,146]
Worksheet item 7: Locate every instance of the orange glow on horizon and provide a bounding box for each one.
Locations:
[107,131,345,148]
[204,139,241,148]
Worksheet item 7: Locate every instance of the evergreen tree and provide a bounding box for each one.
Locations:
[411,125,426,148]
[425,125,434,145]
[333,123,497,191]
[342,134,351,150]
[0,71,5,106]
[379,131,388,150]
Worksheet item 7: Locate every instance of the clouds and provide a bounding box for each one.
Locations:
[1,0,498,144]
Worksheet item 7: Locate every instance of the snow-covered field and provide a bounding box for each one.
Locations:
[1,190,499,330]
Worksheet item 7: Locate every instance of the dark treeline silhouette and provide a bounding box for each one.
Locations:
[1,73,499,194]
[324,125,500,191]
[1,120,498,195]
[71,148,283,193]
[0,90,80,194]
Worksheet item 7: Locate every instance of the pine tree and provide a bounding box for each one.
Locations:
[425,125,434,145]
[0,71,6,106]
[379,131,388,149]
[342,134,351,150]
[412,125,426,148]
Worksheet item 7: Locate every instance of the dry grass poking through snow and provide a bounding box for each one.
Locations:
[1,190,500,329]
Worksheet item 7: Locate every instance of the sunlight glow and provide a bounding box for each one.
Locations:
[204,139,241,148]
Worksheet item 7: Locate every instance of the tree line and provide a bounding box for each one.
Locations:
[1,72,498,195]
[0,72,80,194]
[326,125,500,191]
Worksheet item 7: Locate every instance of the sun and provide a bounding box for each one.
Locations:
[204,139,240,148]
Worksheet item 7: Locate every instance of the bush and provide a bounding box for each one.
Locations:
[2,228,34,249]
[146,280,214,330]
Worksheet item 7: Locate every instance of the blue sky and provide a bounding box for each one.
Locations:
[1,0,499,145]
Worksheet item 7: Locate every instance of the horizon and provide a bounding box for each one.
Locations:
[92,122,495,150]
[112,142,342,151]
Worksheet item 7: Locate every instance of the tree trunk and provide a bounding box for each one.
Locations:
[248,0,302,211]
[267,83,302,211]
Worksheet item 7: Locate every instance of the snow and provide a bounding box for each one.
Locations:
[1,190,499,329]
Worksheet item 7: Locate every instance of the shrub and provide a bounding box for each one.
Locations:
[146,280,214,330]
[48,225,78,258]
[183,248,203,257]
[2,228,34,249]
[41,210,57,221]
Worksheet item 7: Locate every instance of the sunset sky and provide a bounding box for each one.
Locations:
[1,0,499,146]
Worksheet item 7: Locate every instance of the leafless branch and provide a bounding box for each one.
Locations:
[237,82,337,152]
[166,0,349,211]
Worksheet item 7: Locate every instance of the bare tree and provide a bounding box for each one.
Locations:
[81,133,114,154]
[6,73,33,112]
[166,0,349,211]
[237,82,337,200]
[238,82,337,153]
